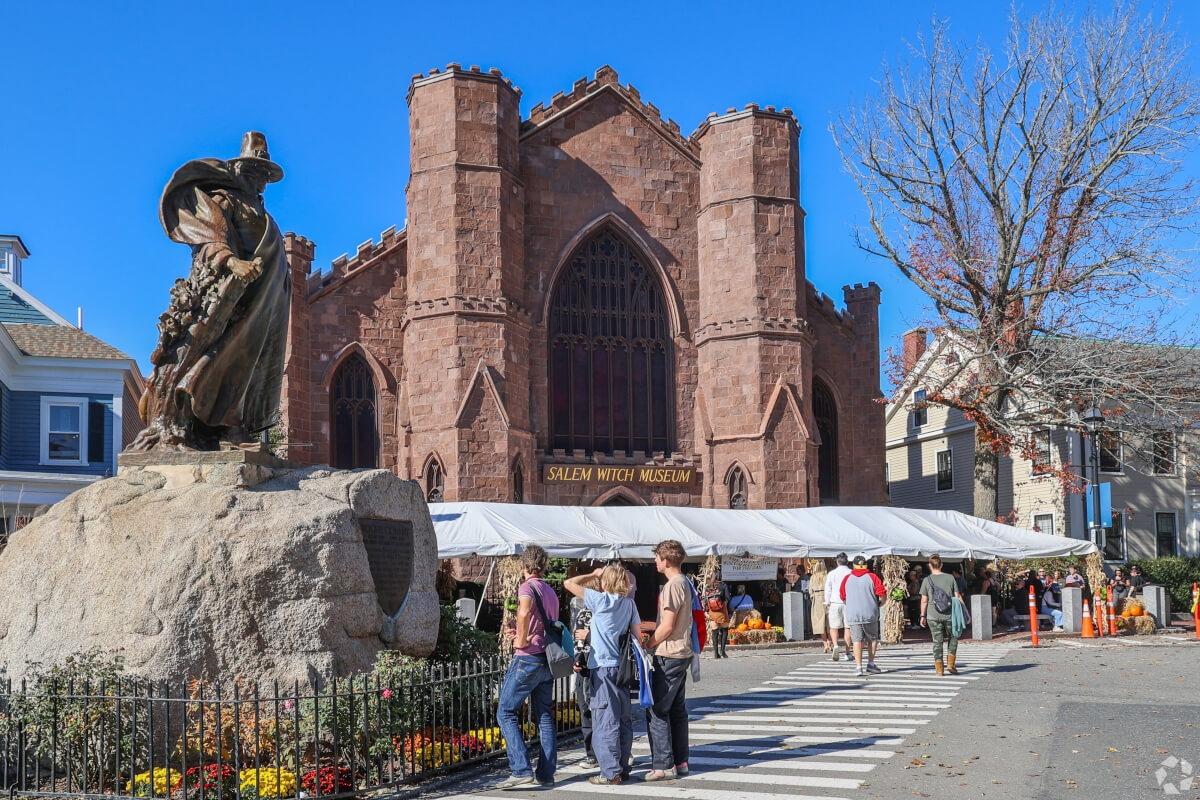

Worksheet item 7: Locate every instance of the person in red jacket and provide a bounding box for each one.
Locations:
[839,555,887,676]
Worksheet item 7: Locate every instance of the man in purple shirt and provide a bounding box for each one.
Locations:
[497,545,560,789]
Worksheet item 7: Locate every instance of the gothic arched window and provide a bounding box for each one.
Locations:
[548,226,674,456]
[512,459,524,504]
[727,465,748,509]
[813,378,839,503]
[330,352,378,469]
[424,457,444,503]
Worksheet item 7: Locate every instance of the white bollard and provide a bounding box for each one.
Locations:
[454,597,477,626]
[1061,587,1083,633]
[970,594,992,640]
[1142,585,1170,628]
[782,591,807,641]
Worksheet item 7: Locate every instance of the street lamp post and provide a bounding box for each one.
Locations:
[1083,405,1105,550]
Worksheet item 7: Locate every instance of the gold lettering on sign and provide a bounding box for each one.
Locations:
[542,463,694,485]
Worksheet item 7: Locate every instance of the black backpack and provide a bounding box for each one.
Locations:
[930,581,952,615]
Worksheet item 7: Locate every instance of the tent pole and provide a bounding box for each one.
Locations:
[474,558,496,626]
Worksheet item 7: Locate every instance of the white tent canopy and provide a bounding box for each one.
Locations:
[432,502,1098,561]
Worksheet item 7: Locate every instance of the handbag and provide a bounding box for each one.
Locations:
[616,600,640,689]
[527,581,575,680]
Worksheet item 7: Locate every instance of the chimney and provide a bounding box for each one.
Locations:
[902,328,928,374]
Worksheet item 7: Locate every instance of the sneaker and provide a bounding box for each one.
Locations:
[866,663,883,674]
[587,775,622,785]
[854,666,866,677]
[497,775,535,791]
[536,778,555,787]
[1053,626,1064,632]
[842,652,854,662]
[675,763,689,777]
[831,650,840,662]
[580,757,598,769]
[643,769,676,782]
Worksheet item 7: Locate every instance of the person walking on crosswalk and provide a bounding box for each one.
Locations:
[823,553,854,662]
[838,554,886,677]
[919,554,966,676]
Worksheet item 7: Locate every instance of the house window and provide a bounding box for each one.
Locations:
[1098,430,1122,473]
[548,226,674,456]
[1032,430,1052,474]
[1103,511,1126,561]
[1033,513,1055,537]
[912,389,928,429]
[1155,512,1178,557]
[936,448,953,492]
[1152,431,1176,476]
[727,465,748,509]
[425,457,444,503]
[40,396,89,466]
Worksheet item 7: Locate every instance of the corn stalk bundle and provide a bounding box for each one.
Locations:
[880,555,908,644]
[496,556,524,657]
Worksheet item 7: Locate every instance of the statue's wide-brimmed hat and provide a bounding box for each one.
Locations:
[229,131,283,183]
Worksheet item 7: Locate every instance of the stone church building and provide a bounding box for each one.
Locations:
[278,65,885,510]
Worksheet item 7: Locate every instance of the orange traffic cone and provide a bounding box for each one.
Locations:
[1107,589,1118,637]
[1093,593,1105,638]
[1081,598,1095,638]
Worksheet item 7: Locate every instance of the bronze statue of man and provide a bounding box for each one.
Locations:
[130,132,291,451]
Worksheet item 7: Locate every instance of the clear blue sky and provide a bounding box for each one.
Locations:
[4,1,1197,382]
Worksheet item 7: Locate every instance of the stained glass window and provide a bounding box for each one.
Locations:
[331,353,378,469]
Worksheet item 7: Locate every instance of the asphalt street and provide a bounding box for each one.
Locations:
[421,636,1200,800]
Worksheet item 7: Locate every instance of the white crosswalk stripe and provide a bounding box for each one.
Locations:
[456,645,1019,800]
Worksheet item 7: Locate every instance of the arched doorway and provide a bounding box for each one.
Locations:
[548,225,674,456]
[330,352,378,469]
[813,378,839,503]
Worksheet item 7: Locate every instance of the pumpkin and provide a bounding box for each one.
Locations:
[736,623,749,632]
[1125,600,1145,617]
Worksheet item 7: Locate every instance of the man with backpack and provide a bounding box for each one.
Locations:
[496,545,559,789]
[919,554,966,676]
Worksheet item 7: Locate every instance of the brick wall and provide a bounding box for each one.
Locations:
[278,66,884,511]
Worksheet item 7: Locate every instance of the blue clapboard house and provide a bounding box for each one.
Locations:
[0,235,143,533]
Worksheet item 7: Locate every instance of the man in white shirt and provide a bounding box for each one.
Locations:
[823,553,853,662]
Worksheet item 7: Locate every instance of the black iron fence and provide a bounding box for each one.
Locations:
[0,656,580,798]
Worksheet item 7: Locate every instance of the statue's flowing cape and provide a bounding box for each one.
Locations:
[147,158,290,434]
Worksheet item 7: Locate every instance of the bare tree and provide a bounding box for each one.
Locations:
[835,4,1200,519]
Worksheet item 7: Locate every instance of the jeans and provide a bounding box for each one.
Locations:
[573,670,594,759]
[1049,608,1063,628]
[496,654,556,781]
[647,655,690,771]
[710,627,728,657]
[929,619,958,661]
[589,667,632,779]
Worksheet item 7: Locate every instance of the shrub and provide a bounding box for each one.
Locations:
[432,604,498,662]
[180,679,299,768]
[1126,557,1200,612]
[0,650,131,791]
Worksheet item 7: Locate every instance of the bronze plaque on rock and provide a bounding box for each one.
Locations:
[359,518,414,617]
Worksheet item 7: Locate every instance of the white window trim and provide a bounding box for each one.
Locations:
[1154,510,1179,558]
[935,447,954,493]
[1032,512,1055,537]
[39,396,89,467]
[911,389,928,430]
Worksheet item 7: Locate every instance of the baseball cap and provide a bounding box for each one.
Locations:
[852,554,869,567]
